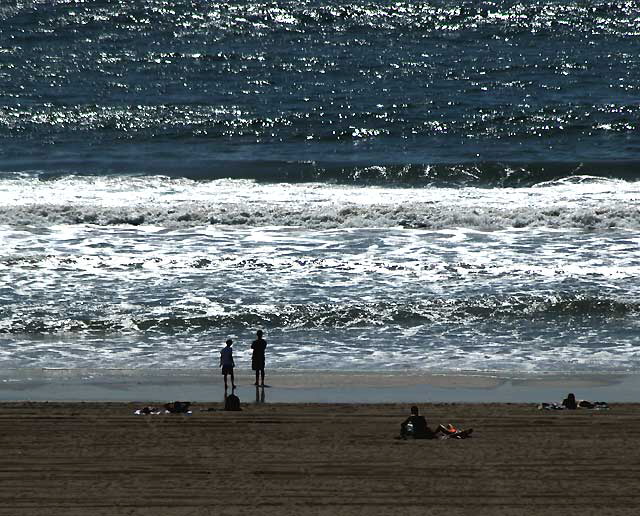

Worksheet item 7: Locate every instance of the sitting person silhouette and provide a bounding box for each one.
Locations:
[163,401,191,413]
[400,406,435,439]
[400,406,473,439]
[562,393,578,410]
[561,393,603,409]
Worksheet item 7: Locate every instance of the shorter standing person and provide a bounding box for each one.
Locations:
[251,329,267,386]
[220,338,236,391]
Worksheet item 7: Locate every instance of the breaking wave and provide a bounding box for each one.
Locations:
[6,161,640,187]
[1,196,638,230]
[1,294,635,335]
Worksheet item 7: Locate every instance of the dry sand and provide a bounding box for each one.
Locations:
[1,401,639,515]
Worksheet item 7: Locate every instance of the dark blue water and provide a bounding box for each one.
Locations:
[1,0,639,179]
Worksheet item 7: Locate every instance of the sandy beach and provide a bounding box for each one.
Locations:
[1,400,639,515]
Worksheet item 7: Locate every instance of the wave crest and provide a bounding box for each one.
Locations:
[1,295,634,335]
[0,198,637,230]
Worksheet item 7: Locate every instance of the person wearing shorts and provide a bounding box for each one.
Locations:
[220,338,236,390]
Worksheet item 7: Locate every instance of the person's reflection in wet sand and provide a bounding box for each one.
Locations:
[255,385,265,404]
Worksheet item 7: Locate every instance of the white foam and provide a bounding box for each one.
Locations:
[1,176,640,230]
[2,177,640,374]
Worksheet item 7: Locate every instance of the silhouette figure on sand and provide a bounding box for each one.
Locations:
[220,338,236,391]
[400,406,473,439]
[251,330,267,386]
[562,392,578,410]
[561,392,605,409]
[400,406,432,438]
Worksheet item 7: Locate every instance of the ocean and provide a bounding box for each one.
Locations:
[1,0,639,377]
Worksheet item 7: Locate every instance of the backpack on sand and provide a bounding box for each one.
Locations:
[224,394,241,411]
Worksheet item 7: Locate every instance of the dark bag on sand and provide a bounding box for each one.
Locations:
[224,394,241,411]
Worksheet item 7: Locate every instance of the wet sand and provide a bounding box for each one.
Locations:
[1,401,639,515]
[3,368,640,403]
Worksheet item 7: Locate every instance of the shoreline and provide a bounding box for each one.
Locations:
[1,368,637,403]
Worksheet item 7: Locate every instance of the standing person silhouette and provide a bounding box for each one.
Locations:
[220,338,236,391]
[251,330,267,386]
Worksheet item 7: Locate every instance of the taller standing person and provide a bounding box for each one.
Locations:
[251,330,267,386]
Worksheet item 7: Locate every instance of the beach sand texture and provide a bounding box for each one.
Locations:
[1,402,639,515]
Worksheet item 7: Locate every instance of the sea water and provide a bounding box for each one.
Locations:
[1,1,639,376]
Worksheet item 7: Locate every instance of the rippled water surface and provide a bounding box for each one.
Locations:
[1,0,639,169]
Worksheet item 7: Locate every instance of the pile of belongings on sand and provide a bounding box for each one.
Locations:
[538,393,609,411]
[134,401,192,415]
